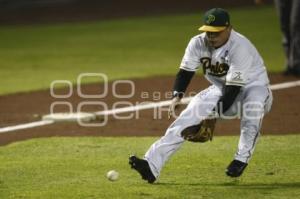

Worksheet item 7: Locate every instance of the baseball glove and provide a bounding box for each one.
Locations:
[181,118,217,142]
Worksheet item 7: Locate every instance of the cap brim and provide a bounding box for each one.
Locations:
[198,25,227,32]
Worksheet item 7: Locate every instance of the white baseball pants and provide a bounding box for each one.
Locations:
[144,84,273,178]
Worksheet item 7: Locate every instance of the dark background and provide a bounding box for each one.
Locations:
[0,0,273,25]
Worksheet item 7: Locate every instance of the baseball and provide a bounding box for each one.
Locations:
[106,170,119,181]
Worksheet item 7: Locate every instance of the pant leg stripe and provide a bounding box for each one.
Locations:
[245,89,269,162]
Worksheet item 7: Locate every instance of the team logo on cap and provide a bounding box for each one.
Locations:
[206,15,215,24]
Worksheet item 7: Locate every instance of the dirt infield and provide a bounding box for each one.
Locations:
[0,73,299,146]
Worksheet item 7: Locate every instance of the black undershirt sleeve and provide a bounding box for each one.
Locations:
[172,69,195,98]
[217,85,242,114]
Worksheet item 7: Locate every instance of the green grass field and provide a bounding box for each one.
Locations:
[0,135,299,199]
[0,6,284,95]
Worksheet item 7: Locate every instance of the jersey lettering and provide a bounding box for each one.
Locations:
[200,57,229,77]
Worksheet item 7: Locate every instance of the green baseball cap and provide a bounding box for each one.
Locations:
[199,8,230,32]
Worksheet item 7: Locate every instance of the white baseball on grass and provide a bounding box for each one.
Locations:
[106,170,119,181]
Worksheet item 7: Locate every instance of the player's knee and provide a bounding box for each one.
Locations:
[242,123,260,134]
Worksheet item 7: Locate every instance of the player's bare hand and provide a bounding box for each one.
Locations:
[168,97,181,119]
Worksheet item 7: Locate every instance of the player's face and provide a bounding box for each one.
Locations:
[206,26,232,48]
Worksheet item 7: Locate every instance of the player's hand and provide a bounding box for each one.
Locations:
[168,97,181,119]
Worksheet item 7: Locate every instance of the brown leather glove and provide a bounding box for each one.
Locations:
[181,118,217,142]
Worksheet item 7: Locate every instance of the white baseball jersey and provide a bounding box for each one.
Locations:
[180,30,270,88]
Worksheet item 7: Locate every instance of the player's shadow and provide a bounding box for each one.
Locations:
[157,181,300,190]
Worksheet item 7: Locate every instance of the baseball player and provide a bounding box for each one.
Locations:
[274,0,300,76]
[129,8,273,183]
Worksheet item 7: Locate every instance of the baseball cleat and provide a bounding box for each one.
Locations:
[225,159,248,177]
[129,155,156,183]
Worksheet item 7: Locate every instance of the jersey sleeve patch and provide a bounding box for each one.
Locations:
[226,70,246,86]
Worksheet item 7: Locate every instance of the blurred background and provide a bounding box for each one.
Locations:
[0,0,273,25]
[0,0,279,95]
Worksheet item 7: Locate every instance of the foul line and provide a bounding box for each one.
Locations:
[0,120,54,134]
[269,80,300,90]
[1,80,300,134]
